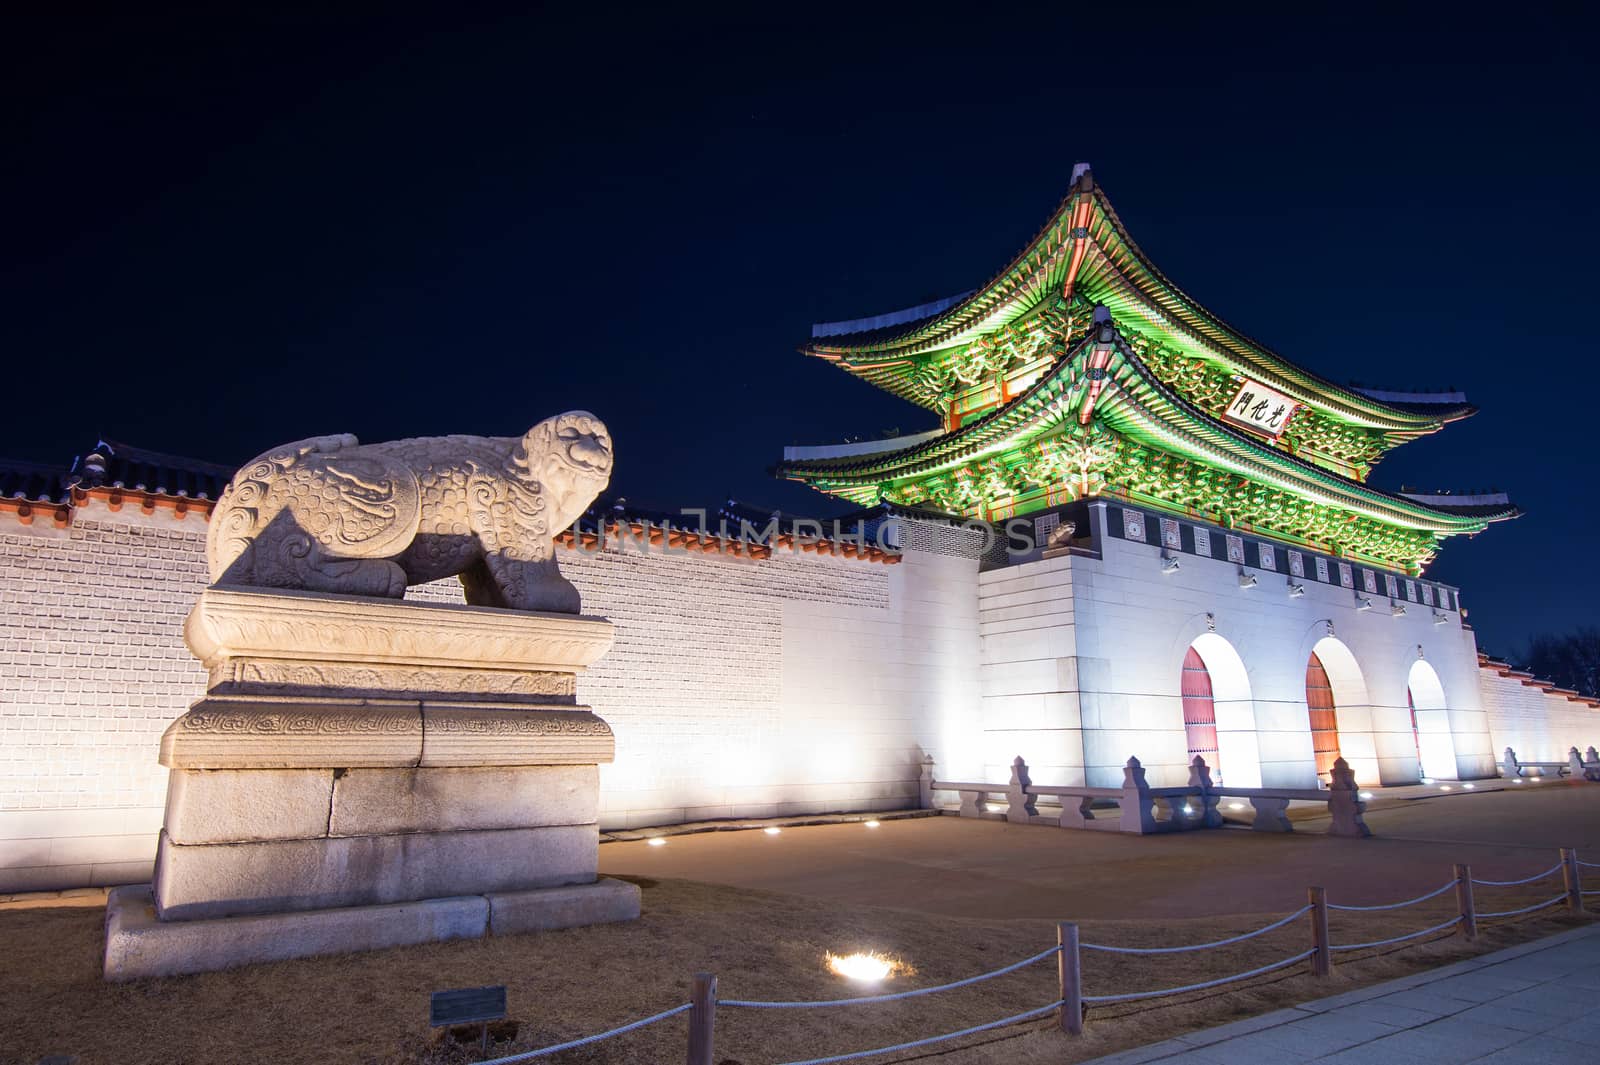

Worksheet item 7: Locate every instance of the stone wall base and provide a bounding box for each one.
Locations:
[104,877,641,980]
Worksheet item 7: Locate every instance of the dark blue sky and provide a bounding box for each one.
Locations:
[3,7,1594,655]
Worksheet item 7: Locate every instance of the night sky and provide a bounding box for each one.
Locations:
[4,8,1595,655]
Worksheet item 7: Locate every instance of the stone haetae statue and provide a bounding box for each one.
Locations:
[207,411,611,613]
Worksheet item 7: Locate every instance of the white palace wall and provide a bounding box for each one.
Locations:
[978,503,1499,791]
[2,499,1594,893]
[1478,669,1600,765]
[0,506,982,892]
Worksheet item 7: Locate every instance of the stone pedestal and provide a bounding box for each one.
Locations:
[105,586,639,980]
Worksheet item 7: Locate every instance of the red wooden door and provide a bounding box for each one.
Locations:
[1409,686,1423,770]
[1182,647,1220,775]
[1306,652,1341,781]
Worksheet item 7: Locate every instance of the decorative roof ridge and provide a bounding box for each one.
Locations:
[1085,187,1450,430]
[782,317,1519,532]
[85,439,242,475]
[1106,330,1519,528]
[1352,387,1470,406]
[779,329,1103,477]
[805,168,1095,352]
[1398,490,1513,505]
[811,290,978,339]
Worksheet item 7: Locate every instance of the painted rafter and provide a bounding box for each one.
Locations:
[780,318,1517,569]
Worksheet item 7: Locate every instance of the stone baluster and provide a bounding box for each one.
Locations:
[1118,756,1156,834]
[1326,757,1371,838]
[918,754,935,810]
[1006,756,1038,824]
[1188,755,1223,828]
[1059,795,1095,829]
[1249,796,1293,832]
[1569,747,1585,778]
[958,790,983,819]
[1503,746,1520,779]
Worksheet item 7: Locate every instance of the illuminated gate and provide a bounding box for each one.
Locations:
[1305,652,1342,781]
[1181,647,1220,776]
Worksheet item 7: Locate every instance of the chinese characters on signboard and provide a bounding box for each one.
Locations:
[1223,379,1299,438]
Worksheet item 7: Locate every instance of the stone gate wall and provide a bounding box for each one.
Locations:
[1477,668,1600,764]
[0,504,981,892]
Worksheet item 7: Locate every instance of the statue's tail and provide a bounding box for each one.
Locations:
[207,475,264,584]
[205,435,358,584]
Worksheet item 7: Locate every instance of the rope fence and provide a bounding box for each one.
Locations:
[476,1002,692,1065]
[1081,906,1311,955]
[720,945,1062,1008]
[1081,949,1318,1004]
[1330,917,1462,952]
[466,845,1591,1065]
[772,1000,1065,1065]
[1328,879,1458,912]
[1478,894,1568,920]
[1471,862,1564,887]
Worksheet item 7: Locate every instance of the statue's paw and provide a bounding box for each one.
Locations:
[501,575,581,614]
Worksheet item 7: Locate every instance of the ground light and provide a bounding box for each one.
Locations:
[1227,802,1245,810]
[1463,783,1476,790]
[1358,791,1374,800]
[825,951,903,983]
[864,820,880,828]
[647,838,667,847]
[1440,785,1453,791]
[764,827,782,836]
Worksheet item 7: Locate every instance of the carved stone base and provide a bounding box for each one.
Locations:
[108,586,631,977]
[184,585,613,702]
[105,878,642,981]
[154,825,599,920]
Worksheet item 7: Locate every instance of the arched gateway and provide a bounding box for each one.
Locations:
[1305,651,1343,781]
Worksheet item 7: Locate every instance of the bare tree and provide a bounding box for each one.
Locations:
[1522,627,1600,698]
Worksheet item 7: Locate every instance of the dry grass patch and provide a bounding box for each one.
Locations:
[0,876,1588,1065]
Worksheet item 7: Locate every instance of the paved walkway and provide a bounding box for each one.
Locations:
[1081,924,1600,1064]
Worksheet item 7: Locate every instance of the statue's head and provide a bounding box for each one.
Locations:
[519,411,613,527]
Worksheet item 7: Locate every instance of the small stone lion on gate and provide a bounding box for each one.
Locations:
[206,411,611,613]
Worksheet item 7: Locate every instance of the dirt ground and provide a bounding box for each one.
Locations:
[1,784,1595,1065]
[598,782,1600,920]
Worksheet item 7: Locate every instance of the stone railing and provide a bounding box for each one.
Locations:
[921,754,1371,838]
[1501,745,1600,781]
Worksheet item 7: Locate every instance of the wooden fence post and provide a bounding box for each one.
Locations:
[1454,864,1477,939]
[687,972,716,1065]
[1561,848,1583,914]
[1058,922,1082,1035]
[1308,887,1332,977]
